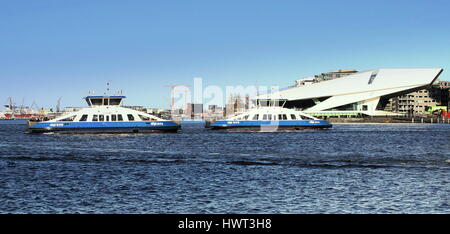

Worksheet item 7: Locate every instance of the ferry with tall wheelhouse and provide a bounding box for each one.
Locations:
[27,95,180,133]
[206,99,332,131]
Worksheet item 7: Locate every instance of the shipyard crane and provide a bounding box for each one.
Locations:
[30,101,40,113]
[19,97,25,114]
[5,97,15,111]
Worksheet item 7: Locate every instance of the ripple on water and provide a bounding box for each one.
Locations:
[0,123,449,213]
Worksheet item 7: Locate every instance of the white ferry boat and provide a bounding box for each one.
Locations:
[206,99,332,130]
[27,95,180,133]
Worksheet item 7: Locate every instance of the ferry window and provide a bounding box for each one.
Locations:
[243,115,249,120]
[282,114,287,120]
[91,99,102,106]
[79,115,88,121]
[138,115,150,121]
[118,115,123,121]
[109,98,121,105]
[58,115,76,122]
[301,115,314,120]
[111,115,117,121]
[103,99,108,105]
[92,115,98,121]
[290,114,296,120]
[262,114,268,120]
[127,114,135,121]
[273,115,277,120]
[278,114,283,120]
[99,115,105,121]
[106,116,110,121]
[268,114,272,120]
[252,114,259,120]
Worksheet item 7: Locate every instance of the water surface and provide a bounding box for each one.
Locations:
[0,122,449,213]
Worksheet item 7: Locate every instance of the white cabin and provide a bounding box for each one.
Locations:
[227,99,319,121]
[47,96,166,123]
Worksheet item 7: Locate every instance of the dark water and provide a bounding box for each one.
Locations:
[0,121,449,213]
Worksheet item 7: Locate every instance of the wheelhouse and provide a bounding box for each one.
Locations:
[255,99,288,107]
[84,96,126,107]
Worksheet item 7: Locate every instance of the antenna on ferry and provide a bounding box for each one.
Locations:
[104,81,110,95]
[102,80,113,95]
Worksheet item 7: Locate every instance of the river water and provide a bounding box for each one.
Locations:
[0,121,449,213]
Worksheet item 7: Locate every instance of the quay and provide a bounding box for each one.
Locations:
[326,116,450,124]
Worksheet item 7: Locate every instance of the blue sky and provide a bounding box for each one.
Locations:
[1,0,449,109]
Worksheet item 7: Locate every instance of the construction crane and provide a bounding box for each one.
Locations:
[164,84,191,111]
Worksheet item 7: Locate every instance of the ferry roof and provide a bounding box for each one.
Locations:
[254,99,288,101]
[84,96,126,99]
[84,95,126,106]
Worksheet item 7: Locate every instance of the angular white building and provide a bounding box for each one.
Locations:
[256,68,444,116]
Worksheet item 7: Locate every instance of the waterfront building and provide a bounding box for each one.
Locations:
[390,81,450,115]
[311,69,358,83]
[185,103,204,118]
[123,105,146,112]
[293,69,358,87]
[224,94,247,117]
[256,68,444,117]
[205,105,224,120]
[208,105,218,112]
[63,107,83,113]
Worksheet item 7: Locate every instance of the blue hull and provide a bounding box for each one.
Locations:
[28,121,181,134]
[207,120,332,130]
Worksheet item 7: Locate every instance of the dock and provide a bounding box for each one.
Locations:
[326,116,450,124]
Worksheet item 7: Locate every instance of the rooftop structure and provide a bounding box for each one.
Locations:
[390,81,449,115]
[84,95,126,106]
[294,69,358,87]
